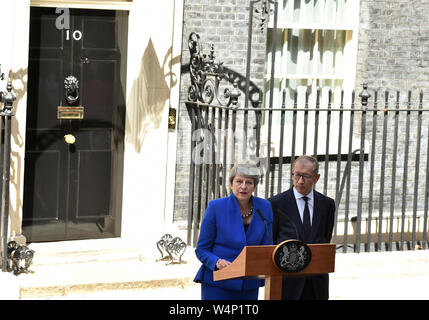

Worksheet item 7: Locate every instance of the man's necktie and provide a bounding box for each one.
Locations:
[302,196,311,243]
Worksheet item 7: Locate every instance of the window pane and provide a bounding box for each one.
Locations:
[264,0,356,110]
[272,0,355,28]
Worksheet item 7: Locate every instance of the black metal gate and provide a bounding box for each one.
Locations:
[185,82,429,253]
[182,0,429,253]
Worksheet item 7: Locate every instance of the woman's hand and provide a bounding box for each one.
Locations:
[215,258,231,270]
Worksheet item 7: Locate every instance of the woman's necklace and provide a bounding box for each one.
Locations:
[241,206,253,218]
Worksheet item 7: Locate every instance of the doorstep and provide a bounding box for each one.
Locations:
[5,238,199,299]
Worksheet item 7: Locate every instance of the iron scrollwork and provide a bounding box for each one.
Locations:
[156,233,173,261]
[156,233,187,265]
[255,0,279,32]
[166,237,187,264]
[7,241,35,276]
[187,32,241,108]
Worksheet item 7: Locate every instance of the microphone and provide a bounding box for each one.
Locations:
[275,207,300,241]
[256,209,270,245]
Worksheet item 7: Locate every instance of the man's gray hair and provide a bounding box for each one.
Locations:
[293,155,319,174]
[229,161,261,186]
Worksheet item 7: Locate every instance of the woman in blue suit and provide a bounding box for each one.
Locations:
[194,162,273,300]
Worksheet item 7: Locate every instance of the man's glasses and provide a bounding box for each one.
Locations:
[292,173,315,181]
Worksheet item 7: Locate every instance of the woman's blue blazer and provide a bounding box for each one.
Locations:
[194,193,273,291]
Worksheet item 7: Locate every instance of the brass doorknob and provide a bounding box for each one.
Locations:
[64,134,76,144]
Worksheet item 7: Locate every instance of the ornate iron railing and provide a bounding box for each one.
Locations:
[181,0,429,253]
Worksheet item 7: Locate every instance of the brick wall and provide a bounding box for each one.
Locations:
[356,0,429,93]
[354,0,429,222]
[174,0,429,233]
[174,0,268,222]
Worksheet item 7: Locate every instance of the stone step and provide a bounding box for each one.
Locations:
[13,238,198,299]
[27,238,149,265]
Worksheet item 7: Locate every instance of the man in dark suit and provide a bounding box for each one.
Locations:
[268,155,335,300]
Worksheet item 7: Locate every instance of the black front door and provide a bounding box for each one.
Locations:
[22,7,128,242]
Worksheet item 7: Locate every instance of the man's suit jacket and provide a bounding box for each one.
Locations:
[194,193,273,293]
[268,187,335,300]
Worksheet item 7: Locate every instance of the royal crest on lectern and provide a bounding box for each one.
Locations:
[272,240,312,273]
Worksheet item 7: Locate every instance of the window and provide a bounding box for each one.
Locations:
[263,0,360,155]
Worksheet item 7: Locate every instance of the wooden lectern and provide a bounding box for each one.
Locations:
[213,243,335,300]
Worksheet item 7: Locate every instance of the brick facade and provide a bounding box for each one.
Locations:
[173,0,429,230]
[356,0,429,93]
[174,0,267,222]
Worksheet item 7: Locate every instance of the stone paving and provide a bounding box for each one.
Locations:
[1,238,428,300]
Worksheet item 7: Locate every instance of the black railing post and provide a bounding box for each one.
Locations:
[355,84,370,252]
[1,82,15,272]
[186,103,196,246]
